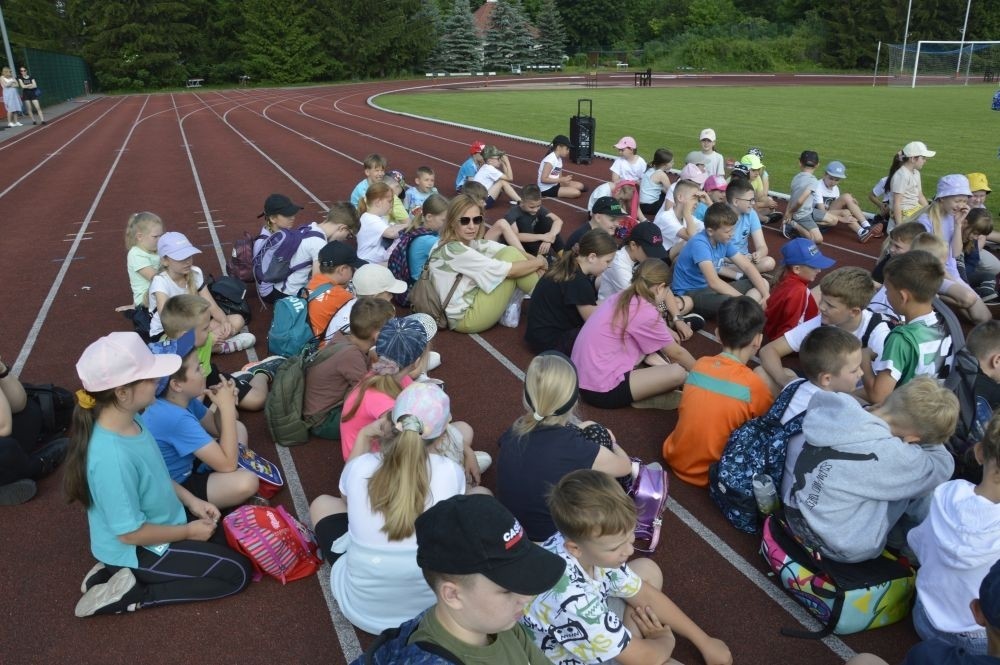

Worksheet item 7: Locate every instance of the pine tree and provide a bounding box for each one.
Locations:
[534,0,567,67]
[239,0,325,85]
[432,0,480,72]
[483,0,535,71]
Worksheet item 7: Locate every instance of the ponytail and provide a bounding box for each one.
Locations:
[64,388,121,508]
[367,428,431,540]
[544,228,616,283]
[612,259,670,342]
[359,181,392,215]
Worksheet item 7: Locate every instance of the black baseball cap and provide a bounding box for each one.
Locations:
[258,193,303,218]
[626,222,667,259]
[318,241,366,269]
[416,494,564,596]
[552,134,575,148]
[592,196,625,217]
[799,150,819,168]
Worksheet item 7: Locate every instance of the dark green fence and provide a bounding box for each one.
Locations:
[17,47,91,107]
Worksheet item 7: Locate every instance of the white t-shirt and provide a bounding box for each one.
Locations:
[537,152,563,190]
[280,222,327,296]
[872,176,890,204]
[148,266,205,337]
[653,207,702,250]
[473,163,504,190]
[356,212,391,265]
[813,179,840,208]
[701,151,725,176]
[782,310,890,358]
[598,247,634,302]
[587,182,612,212]
[330,451,465,635]
[610,156,647,182]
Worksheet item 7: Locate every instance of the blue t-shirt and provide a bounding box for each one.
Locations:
[455,157,478,191]
[408,233,439,281]
[350,179,370,207]
[671,230,739,295]
[903,639,1000,664]
[143,397,211,483]
[403,186,436,213]
[732,210,761,255]
[86,418,187,567]
[693,201,708,222]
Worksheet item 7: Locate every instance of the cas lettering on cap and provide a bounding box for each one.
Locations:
[503,521,524,550]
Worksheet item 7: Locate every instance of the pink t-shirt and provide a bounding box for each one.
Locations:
[571,296,672,393]
[339,375,414,460]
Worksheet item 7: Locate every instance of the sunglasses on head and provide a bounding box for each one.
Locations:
[459,215,484,226]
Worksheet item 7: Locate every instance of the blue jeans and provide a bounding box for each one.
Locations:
[912,595,987,655]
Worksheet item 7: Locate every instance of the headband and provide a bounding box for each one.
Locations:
[524,351,579,421]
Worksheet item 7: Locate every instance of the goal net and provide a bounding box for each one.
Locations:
[879,41,1000,87]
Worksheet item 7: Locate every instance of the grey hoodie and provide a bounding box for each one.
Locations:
[786,391,954,563]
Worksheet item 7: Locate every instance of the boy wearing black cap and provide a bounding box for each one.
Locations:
[305,241,366,339]
[403,494,563,662]
[599,221,668,301]
[567,196,626,250]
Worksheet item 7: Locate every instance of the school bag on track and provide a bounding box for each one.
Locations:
[223,504,322,584]
[207,275,252,324]
[252,225,325,298]
[267,283,331,357]
[629,461,669,553]
[759,513,916,638]
[386,227,437,306]
[226,230,264,283]
[22,383,75,441]
[265,341,350,447]
[709,379,807,534]
[350,611,462,665]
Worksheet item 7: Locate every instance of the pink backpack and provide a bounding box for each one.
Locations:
[223,505,321,584]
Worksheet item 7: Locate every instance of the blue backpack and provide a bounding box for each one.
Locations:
[708,379,807,534]
[267,284,331,357]
[349,612,461,665]
[252,225,325,298]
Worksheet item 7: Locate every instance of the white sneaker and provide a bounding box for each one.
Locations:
[7,123,13,128]
[13,122,22,127]
[474,450,492,474]
[216,332,256,354]
[426,351,441,371]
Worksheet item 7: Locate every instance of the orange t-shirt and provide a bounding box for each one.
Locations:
[306,274,352,338]
[662,353,773,487]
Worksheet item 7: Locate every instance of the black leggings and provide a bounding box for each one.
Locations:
[104,532,252,611]
[0,399,44,486]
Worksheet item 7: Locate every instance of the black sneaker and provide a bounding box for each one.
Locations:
[766,212,784,225]
[240,355,286,381]
[34,437,69,477]
[0,478,36,506]
[680,313,705,332]
[75,568,140,617]
[975,284,998,303]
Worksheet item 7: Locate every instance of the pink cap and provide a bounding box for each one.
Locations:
[614,136,637,150]
[76,331,182,392]
[704,175,728,192]
[679,163,709,186]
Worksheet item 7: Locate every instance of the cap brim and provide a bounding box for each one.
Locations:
[483,542,565,596]
[277,205,303,216]
[163,246,202,260]
[386,278,408,294]
[639,241,667,259]
[807,255,836,270]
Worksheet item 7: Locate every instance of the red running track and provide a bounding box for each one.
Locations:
[0,75,913,664]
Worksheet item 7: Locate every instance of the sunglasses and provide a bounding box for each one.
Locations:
[459,215,484,226]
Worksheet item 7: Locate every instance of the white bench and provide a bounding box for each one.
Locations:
[185,78,204,88]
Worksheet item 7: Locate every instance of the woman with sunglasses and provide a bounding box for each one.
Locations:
[426,194,547,333]
[16,67,43,125]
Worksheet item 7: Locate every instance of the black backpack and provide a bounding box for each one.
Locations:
[944,346,989,483]
[208,275,252,324]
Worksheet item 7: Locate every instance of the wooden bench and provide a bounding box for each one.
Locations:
[238,75,251,86]
[185,78,204,88]
[634,68,652,87]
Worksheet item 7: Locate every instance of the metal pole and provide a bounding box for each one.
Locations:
[957,0,972,75]
[0,2,16,73]
[911,41,921,88]
[901,0,913,74]
[874,41,882,87]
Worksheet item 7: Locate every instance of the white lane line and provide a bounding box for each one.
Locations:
[179,90,362,662]
[0,96,106,152]
[12,96,151,375]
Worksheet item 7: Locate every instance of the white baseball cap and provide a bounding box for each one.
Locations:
[352,264,407,296]
[700,128,717,142]
[902,141,936,158]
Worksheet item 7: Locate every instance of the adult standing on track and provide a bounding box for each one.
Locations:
[0,67,23,127]
[17,66,44,125]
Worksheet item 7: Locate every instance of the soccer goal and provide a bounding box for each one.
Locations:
[878,40,1000,87]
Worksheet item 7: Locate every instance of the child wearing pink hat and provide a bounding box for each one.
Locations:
[610,136,646,183]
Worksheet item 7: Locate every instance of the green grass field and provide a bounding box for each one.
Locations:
[377,84,997,208]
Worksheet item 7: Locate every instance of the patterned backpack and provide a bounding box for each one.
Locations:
[223,505,321,584]
[386,227,436,306]
[709,379,807,534]
[349,612,462,665]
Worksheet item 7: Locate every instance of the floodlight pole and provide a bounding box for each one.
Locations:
[956,0,972,76]
[0,2,15,73]
[901,0,913,74]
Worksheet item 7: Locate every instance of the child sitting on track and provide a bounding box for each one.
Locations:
[68,332,251,617]
[350,153,387,207]
[538,134,586,199]
[763,238,835,343]
[143,330,260,509]
[305,241,366,339]
[496,352,633,542]
[503,184,566,261]
[123,211,164,311]
[810,160,876,243]
[572,259,695,410]
[455,141,484,192]
[889,141,934,230]
[356,181,406,265]
[473,145,520,208]
[725,177,776,273]
[786,376,957,564]
[663,296,773,487]
[521,469,733,665]
[638,148,674,217]
[610,136,646,183]
[404,165,438,214]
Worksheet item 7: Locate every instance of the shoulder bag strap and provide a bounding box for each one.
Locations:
[427,246,464,310]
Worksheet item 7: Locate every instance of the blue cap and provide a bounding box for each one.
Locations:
[781,238,835,270]
[148,329,196,395]
[825,161,847,179]
[980,559,1000,628]
[375,317,429,370]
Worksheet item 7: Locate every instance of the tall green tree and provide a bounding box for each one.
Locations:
[431,0,481,72]
[483,0,535,70]
[3,0,75,55]
[534,0,567,66]
[239,0,325,84]
[556,0,640,52]
[317,0,433,79]
[71,0,202,89]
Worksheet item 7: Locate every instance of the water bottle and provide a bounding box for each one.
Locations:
[752,473,779,515]
[500,289,524,328]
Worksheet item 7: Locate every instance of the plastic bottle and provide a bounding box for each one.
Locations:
[752,473,779,515]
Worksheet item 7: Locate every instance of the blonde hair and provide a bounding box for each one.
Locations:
[406,193,449,232]
[881,376,959,444]
[612,259,670,342]
[512,354,579,436]
[323,201,361,235]
[438,194,484,245]
[548,469,636,542]
[341,374,406,424]
[124,212,163,250]
[160,294,210,339]
[909,232,948,263]
[819,267,876,310]
[367,428,432,540]
[357,181,393,214]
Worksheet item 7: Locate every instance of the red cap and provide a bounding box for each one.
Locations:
[470,141,486,155]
